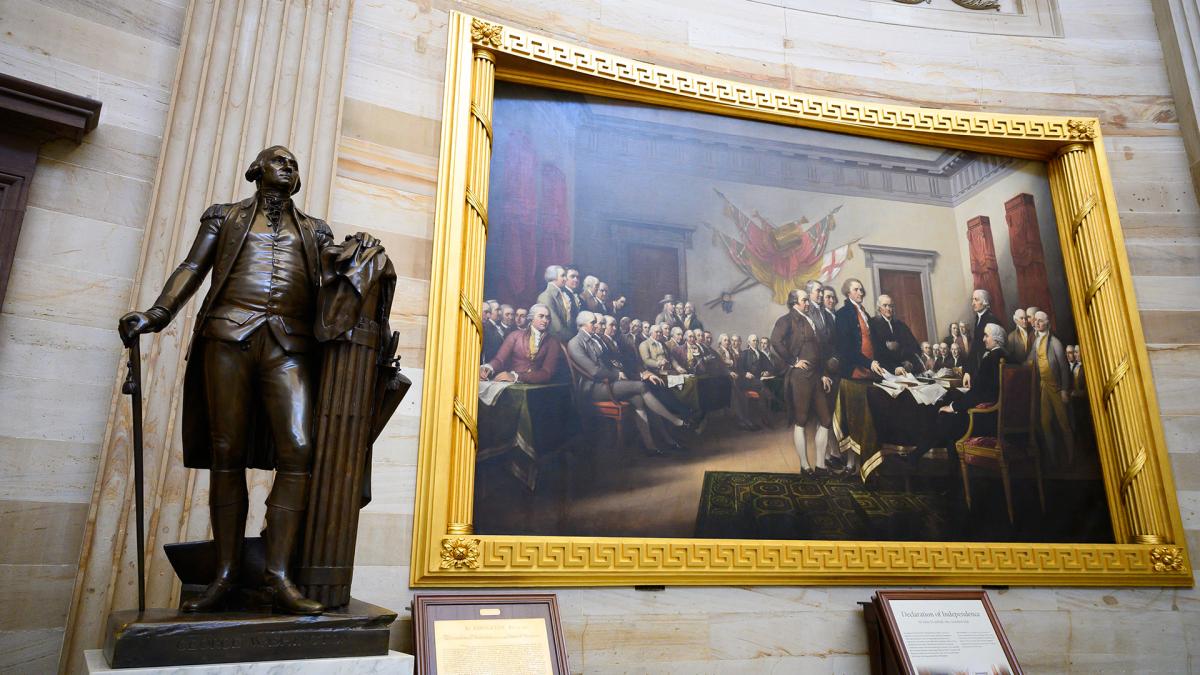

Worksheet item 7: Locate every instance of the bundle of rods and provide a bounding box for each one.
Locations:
[297,328,380,608]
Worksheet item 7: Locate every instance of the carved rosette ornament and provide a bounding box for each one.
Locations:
[892,0,1000,7]
[1068,119,1098,141]
[1150,546,1185,573]
[951,0,1001,9]
[471,18,503,48]
[441,537,482,569]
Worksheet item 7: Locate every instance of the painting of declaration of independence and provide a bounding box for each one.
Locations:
[472,81,1113,545]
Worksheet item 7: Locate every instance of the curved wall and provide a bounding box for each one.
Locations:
[0,1,1196,672]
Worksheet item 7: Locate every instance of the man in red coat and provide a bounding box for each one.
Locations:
[479,304,562,384]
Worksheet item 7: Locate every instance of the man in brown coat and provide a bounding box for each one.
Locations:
[771,289,833,474]
[117,146,381,615]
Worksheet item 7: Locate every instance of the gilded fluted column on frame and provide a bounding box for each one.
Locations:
[1047,141,1173,546]
[59,0,352,672]
[446,25,499,536]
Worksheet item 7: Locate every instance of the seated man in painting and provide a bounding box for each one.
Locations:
[566,311,690,455]
[670,329,709,375]
[945,342,966,371]
[728,334,764,431]
[920,322,1008,469]
[639,323,677,376]
[870,294,922,376]
[479,303,563,384]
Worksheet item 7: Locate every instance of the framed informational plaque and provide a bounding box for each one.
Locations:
[412,594,570,675]
[871,590,1021,675]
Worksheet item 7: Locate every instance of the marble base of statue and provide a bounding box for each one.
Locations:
[101,539,395,668]
[102,598,395,669]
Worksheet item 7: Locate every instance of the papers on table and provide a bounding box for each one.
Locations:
[874,371,950,405]
[910,383,950,405]
[478,379,514,406]
[667,374,690,389]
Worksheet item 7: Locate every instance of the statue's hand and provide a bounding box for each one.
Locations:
[119,309,168,345]
[346,232,380,249]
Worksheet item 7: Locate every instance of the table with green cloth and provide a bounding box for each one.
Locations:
[834,379,953,481]
[477,382,576,490]
[667,374,731,414]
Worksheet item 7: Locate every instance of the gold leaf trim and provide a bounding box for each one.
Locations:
[441,537,482,569]
[470,101,493,142]
[466,186,489,232]
[1120,447,1147,495]
[460,291,483,334]
[470,18,503,48]
[497,28,1076,141]
[1085,264,1111,310]
[453,397,478,444]
[1068,119,1098,140]
[1070,194,1097,239]
[1150,546,1185,573]
[476,539,1181,576]
[1102,357,1130,403]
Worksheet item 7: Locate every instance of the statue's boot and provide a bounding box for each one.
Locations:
[262,471,323,615]
[182,469,247,612]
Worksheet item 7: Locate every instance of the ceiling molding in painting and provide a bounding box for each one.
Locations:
[576,112,1019,207]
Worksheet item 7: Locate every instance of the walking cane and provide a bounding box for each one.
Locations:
[121,333,147,613]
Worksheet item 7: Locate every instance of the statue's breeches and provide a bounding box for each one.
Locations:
[203,328,315,473]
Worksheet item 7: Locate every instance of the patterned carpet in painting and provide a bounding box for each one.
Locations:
[693,470,1114,542]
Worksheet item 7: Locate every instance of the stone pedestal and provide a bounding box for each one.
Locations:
[103,599,395,669]
[85,649,413,674]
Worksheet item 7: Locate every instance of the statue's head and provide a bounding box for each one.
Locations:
[245,145,301,195]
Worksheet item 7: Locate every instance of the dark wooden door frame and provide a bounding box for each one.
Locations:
[860,243,939,344]
[0,73,102,312]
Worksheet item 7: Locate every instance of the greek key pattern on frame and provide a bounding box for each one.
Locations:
[477,540,1172,576]
[480,26,1079,141]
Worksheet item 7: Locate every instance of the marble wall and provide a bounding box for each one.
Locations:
[0,0,183,671]
[2,0,1198,673]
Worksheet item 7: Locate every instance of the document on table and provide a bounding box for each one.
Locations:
[478,379,515,406]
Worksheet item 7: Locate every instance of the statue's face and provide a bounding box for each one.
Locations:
[260,150,298,193]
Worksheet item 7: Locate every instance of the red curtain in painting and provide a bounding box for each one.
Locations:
[536,163,570,284]
[966,215,1007,321]
[1004,193,1055,325]
[490,130,539,304]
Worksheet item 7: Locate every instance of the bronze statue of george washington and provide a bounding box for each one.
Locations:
[119,146,379,615]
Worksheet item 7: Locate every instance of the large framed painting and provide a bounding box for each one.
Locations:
[411,12,1191,587]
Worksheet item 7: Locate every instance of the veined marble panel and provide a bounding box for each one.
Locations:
[0,0,179,88]
[340,98,441,157]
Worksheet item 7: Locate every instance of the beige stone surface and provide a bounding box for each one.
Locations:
[3,0,1200,673]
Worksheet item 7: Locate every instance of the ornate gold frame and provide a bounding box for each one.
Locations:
[411,12,1192,588]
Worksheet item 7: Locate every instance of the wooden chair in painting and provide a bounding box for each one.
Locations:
[560,343,630,448]
[955,362,1046,524]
